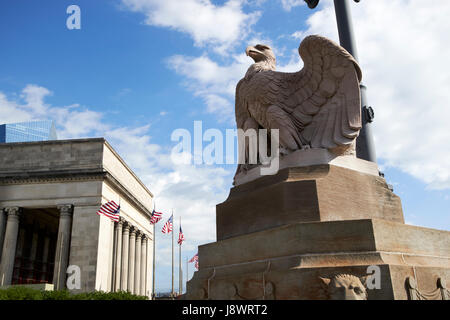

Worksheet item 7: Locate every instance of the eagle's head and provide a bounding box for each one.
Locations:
[245,44,276,71]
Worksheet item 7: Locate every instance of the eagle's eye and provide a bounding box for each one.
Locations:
[354,287,363,294]
[256,45,270,51]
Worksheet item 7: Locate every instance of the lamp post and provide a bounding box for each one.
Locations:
[304,0,377,163]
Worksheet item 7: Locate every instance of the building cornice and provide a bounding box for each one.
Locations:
[0,169,153,219]
[103,171,153,218]
[0,138,154,199]
[0,170,106,185]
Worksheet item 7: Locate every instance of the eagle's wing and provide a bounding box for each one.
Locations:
[236,35,362,151]
[281,35,363,149]
[235,70,287,131]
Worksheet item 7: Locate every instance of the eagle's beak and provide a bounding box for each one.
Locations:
[246,46,261,56]
[246,46,264,62]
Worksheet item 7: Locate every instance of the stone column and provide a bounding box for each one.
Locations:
[140,235,147,297]
[28,223,40,281]
[128,227,136,293]
[114,220,123,292]
[53,205,73,290]
[0,208,6,262]
[0,207,21,286]
[121,223,130,291]
[135,232,142,295]
[111,222,118,290]
[41,231,51,282]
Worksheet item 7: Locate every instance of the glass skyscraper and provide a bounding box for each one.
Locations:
[0,120,58,143]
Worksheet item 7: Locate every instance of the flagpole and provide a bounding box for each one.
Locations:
[152,221,156,300]
[152,201,156,300]
[171,209,174,298]
[179,216,182,296]
[186,256,188,291]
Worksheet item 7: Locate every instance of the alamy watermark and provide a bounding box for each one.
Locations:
[171,121,280,175]
[66,5,81,30]
[66,265,81,290]
[366,265,381,290]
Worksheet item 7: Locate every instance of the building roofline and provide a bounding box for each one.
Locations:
[0,137,106,147]
[0,137,154,198]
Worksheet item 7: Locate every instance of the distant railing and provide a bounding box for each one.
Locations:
[153,291,183,300]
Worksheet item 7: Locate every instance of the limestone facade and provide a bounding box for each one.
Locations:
[0,138,154,297]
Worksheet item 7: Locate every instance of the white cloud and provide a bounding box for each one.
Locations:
[167,41,308,123]
[121,0,260,52]
[0,92,32,123]
[21,85,52,116]
[295,0,450,189]
[280,0,305,11]
[203,94,234,120]
[167,54,248,95]
[120,0,301,124]
[167,53,250,122]
[0,85,106,138]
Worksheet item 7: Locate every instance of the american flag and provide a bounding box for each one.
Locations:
[177,226,185,245]
[189,253,199,270]
[161,214,173,234]
[150,209,163,224]
[97,200,120,222]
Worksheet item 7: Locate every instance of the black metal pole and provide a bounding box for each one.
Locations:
[333,0,377,163]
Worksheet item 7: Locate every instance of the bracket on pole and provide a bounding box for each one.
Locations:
[304,0,360,9]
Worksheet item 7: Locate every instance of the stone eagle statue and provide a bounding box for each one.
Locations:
[235,35,362,175]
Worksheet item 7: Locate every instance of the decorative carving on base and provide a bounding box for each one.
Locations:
[225,281,276,300]
[406,276,449,300]
[319,274,368,300]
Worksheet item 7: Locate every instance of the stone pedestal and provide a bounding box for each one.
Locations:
[186,164,450,300]
[218,164,403,241]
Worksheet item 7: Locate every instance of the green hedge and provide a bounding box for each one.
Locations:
[0,286,148,300]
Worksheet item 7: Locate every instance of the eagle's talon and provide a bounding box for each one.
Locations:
[279,147,290,155]
[301,144,311,150]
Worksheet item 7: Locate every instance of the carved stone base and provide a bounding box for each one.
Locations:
[233,149,379,186]
[186,219,450,300]
[217,164,404,241]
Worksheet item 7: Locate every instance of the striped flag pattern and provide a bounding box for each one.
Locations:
[97,200,120,222]
[162,214,173,234]
[177,226,185,245]
[189,253,199,270]
[150,209,163,224]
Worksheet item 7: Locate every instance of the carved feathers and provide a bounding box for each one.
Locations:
[236,35,362,153]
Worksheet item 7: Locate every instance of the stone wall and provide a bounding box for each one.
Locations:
[0,138,154,296]
[0,138,104,175]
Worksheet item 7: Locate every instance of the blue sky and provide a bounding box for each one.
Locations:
[1,0,449,293]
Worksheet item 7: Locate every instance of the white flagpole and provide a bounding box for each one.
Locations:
[171,209,174,298]
[152,219,156,300]
[186,256,188,292]
[179,216,182,295]
[152,201,156,300]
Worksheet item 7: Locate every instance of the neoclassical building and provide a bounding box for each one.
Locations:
[0,138,155,297]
